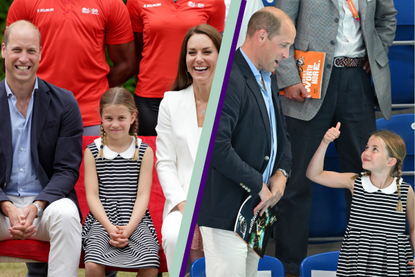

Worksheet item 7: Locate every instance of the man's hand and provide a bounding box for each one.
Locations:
[268,172,287,207]
[282,83,310,102]
[7,204,37,240]
[254,184,273,216]
[362,56,371,74]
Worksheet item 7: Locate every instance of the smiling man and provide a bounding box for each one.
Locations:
[198,7,294,277]
[0,20,83,276]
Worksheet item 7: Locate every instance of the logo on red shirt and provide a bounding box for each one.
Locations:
[143,3,161,8]
[82,7,99,15]
[37,8,54,13]
[187,1,204,8]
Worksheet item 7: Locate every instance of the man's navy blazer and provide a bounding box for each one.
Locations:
[198,49,292,231]
[0,78,84,219]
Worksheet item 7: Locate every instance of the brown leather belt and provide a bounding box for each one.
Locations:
[333,57,364,67]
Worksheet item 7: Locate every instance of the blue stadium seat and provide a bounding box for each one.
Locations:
[257,255,285,276]
[300,251,340,277]
[190,257,205,277]
[190,255,285,277]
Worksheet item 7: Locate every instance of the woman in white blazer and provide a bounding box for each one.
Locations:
[155,24,222,272]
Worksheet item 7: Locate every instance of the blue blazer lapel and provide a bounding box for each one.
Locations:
[234,50,272,149]
[31,79,50,160]
[246,77,272,144]
[0,80,13,182]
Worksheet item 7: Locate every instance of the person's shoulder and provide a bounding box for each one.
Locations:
[38,78,71,95]
[37,78,78,105]
[138,139,153,156]
[109,0,130,9]
[202,0,225,8]
[125,0,142,12]
[400,180,412,190]
[228,57,246,87]
[94,0,129,16]
[163,86,193,101]
[231,49,248,75]
[163,90,182,98]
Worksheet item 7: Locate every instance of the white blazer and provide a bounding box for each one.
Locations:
[155,85,200,220]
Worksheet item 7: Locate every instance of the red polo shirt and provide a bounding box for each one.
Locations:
[127,0,225,99]
[7,0,134,127]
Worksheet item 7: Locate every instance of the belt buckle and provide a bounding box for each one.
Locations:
[333,57,344,68]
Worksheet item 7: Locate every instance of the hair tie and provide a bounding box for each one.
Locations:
[100,145,104,149]
[135,145,138,149]
[398,197,401,200]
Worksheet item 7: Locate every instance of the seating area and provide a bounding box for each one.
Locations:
[300,251,339,277]
[190,255,285,277]
[0,136,168,273]
[189,252,340,277]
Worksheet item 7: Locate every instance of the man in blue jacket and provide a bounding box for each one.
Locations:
[198,7,294,277]
[0,20,83,276]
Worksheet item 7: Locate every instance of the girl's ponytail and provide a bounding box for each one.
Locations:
[396,162,403,212]
[132,117,140,161]
[98,123,106,159]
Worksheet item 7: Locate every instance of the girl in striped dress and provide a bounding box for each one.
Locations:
[82,88,159,277]
[306,122,414,276]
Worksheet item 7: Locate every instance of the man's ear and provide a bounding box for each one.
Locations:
[1,43,5,59]
[258,29,267,42]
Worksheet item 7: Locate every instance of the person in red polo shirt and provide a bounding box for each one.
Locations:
[7,0,136,136]
[126,0,225,136]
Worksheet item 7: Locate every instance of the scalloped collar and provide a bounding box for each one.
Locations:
[361,175,399,194]
[93,136,141,160]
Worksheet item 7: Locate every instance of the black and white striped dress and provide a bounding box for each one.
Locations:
[337,175,413,276]
[82,137,160,269]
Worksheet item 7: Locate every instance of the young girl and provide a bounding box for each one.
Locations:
[307,122,414,276]
[82,88,160,277]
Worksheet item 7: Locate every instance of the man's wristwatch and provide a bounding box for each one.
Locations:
[277,168,289,178]
[32,202,43,217]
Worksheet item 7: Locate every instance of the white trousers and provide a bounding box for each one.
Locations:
[0,196,82,277]
[161,210,182,272]
[200,226,259,277]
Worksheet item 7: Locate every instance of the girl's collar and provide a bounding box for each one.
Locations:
[94,136,141,159]
[361,174,399,194]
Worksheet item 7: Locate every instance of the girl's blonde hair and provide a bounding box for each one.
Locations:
[98,87,139,160]
[356,130,406,211]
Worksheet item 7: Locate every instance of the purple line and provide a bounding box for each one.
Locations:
[178,0,247,276]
